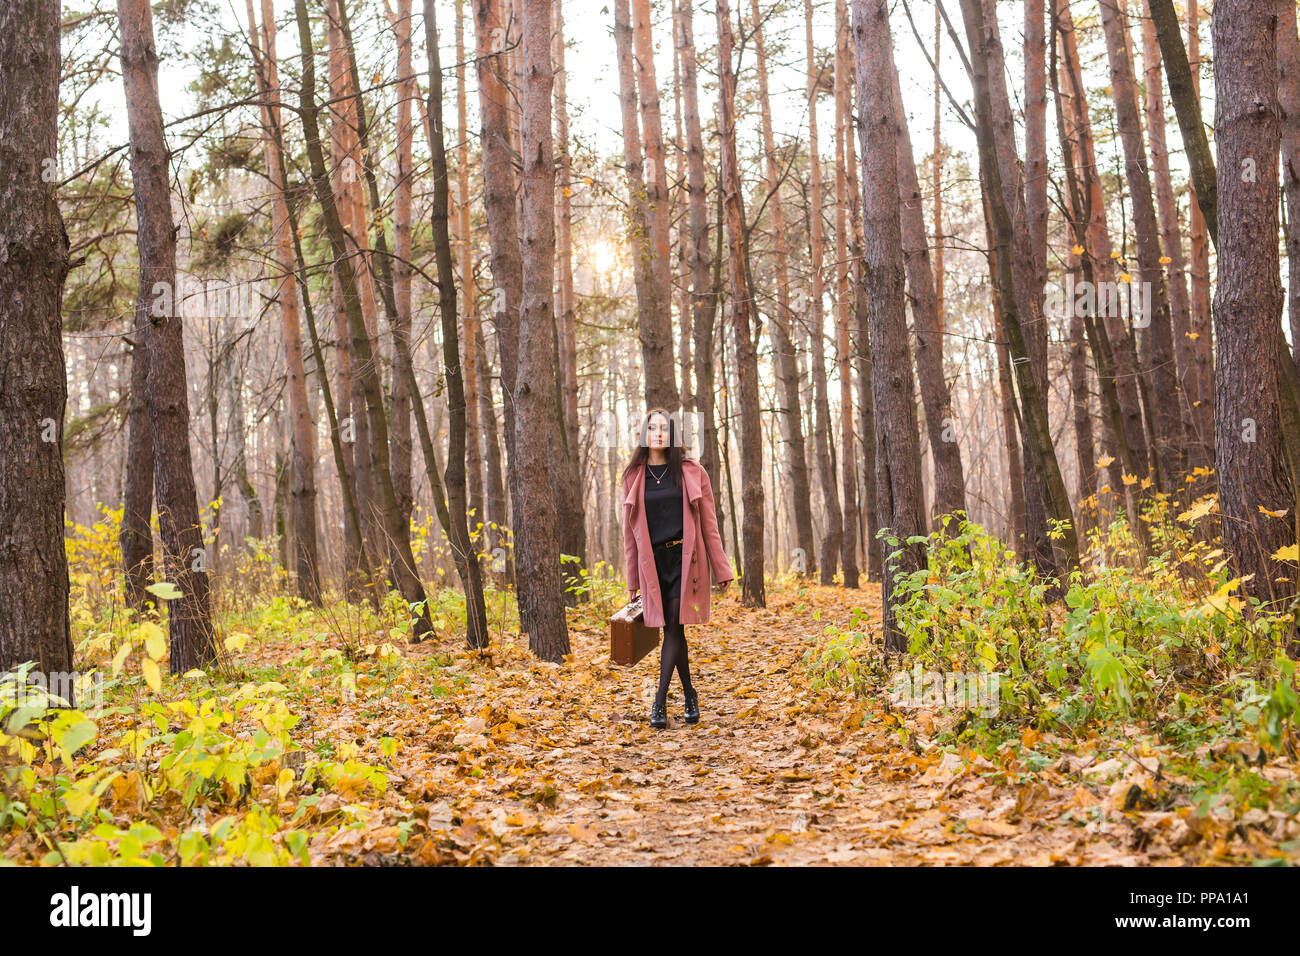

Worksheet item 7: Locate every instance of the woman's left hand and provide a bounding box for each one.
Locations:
[717,578,731,593]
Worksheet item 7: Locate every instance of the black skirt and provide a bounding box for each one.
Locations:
[652,541,683,627]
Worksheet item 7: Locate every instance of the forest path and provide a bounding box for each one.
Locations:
[376,582,1150,866]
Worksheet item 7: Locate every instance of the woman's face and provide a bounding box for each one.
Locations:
[646,413,671,450]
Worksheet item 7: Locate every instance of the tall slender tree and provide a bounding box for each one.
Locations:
[804,0,843,585]
[517,0,571,659]
[0,0,73,674]
[752,0,817,577]
[851,0,927,649]
[1212,0,1293,607]
[118,0,218,673]
[888,54,967,522]
[247,0,321,605]
[293,0,433,640]
[717,0,766,607]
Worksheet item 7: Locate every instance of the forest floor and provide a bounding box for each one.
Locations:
[7,575,1294,866]
[266,581,1292,866]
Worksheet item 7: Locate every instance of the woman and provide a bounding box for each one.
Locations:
[622,408,734,729]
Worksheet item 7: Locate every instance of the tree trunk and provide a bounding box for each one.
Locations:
[678,0,724,538]
[118,0,218,673]
[1097,0,1186,490]
[852,0,928,649]
[614,0,678,411]
[974,0,1056,575]
[121,326,155,611]
[516,0,571,659]
[327,0,380,579]
[717,0,766,608]
[888,54,967,522]
[961,0,1079,572]
[0,0,73,674]
[1212,0,1293,607]
[472,0,529,617]
[834,0,861,588]
[419,0,490,649]
[294,0,433,640]
[390,0,416,533]
[1141,0,1203,468]
[632,0,675,403]
[1055,0,1151,489]
[247,0,321,603]
[804,0,843,585]
[550,0,587,603]
[1185,0,1214,445]
[1279,0,1300,366]
[752,0,817,579]
[454,0,486,541]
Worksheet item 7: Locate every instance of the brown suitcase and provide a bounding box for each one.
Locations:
[609,597,660,666]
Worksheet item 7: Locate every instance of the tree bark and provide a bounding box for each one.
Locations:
[677,0,724,539]
[517,0,571,659]
[960,0,1079,572]
[834,0,861,588]
[888,54,967,522]
[0,0,73,674]
[550,0,588,603]
[1141,0,1203,468]
[472,0,529,617]
[118,0,218,673]
[804,0,843,585]
[390,0,416,533]
[852,0,927,650]
[1279,0,1300,367]
[717,0,766,607]
[420,0,490,649]
[294,0,433,640]
[121,326,155,611]
[248,0,321,604]
[1212,0,1293,607]
[1097,0,1186,489]
[614,0,678,411]
[752,0,817,579]
[973,0,1055,575]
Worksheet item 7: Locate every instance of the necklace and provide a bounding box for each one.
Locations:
[647,463,669,485]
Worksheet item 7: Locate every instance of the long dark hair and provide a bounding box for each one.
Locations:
[621,408,686,489]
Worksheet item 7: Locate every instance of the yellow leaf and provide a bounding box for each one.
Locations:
[1119,272,1133,283]
[1096,453,1115,468]
[224,631,249,652]
[277,768,295,801]
[1110,250,1121,259]
[111,642,131,678]
[1186,331,1199,340]
[1121,472,1138,486]
[1178,496,1217,523]
[1259,505,1289,518]
[1071,244,1084,255]
[1158,255,1171,264]
[1272,544,1299,561]
[141,658,161,694]
[140,622,166,660]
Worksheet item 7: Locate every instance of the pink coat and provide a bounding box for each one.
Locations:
[623,458,734,627]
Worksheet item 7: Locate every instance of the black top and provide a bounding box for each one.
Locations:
[643,462,683,547]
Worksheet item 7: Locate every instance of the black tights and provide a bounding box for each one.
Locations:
[654,592,692,706]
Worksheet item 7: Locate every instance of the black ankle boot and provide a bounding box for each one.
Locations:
[650,699,667,729]
[683,686,699,724]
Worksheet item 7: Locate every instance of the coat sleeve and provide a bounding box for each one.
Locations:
[623,493,639,591]
[698,466,734,584]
